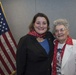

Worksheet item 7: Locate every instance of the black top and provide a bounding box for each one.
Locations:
[16,31,54,75]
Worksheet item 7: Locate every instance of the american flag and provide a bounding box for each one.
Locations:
[0,2,17,75]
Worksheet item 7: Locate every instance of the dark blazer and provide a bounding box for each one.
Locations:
[16,31,54,75]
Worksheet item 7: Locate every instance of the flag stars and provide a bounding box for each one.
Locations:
[5,28,8,30]
[0,6,9,34]
[1,27,8,32]
[0,21,2,24]
[1,18,3,20]
[2,29,4,32]
[0,13,1,15]
[0,25,1,27]
[3,23,5,25]
[2,26,5,28]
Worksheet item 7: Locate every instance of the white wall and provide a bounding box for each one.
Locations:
[1,0,76,43]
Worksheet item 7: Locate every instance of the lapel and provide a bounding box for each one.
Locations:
[61,45,73,68]
[32,36,52,56]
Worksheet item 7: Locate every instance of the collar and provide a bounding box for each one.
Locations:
[54,36,73,45]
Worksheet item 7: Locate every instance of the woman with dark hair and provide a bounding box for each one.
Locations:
[16,13,54,75]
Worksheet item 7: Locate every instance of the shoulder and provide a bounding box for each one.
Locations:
[46,31,53,35]
[19,34,29,41]
[19,34,34,43]
[19,34,36,43]
[18,34,33,45]
[72,39,76,53]
[72,39,76,45]
[46,31,53,37]
[46,31,55,40]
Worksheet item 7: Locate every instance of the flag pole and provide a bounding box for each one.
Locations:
[10,70,16,75]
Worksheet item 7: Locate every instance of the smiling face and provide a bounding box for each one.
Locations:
[34,17,48,34]
[54,24,69,43]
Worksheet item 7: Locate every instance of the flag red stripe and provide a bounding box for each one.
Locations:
[0,54,11,74]
[9,31,17,47]
[2,33,16,59]
[1,41,16,70]
[0,68,5,75]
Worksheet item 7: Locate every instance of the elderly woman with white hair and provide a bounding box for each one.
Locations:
[52,19,76,75]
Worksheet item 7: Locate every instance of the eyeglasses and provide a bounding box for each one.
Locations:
[55,28,66,33]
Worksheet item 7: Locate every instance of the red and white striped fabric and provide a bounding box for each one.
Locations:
[0,2,17,75]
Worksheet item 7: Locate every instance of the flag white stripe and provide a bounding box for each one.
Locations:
[0,47,14,72]
[1,35,16,67]
[6,32,16,54]
[0,61,9,75]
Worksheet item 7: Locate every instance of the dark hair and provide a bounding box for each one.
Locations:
[29,13,50,31]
